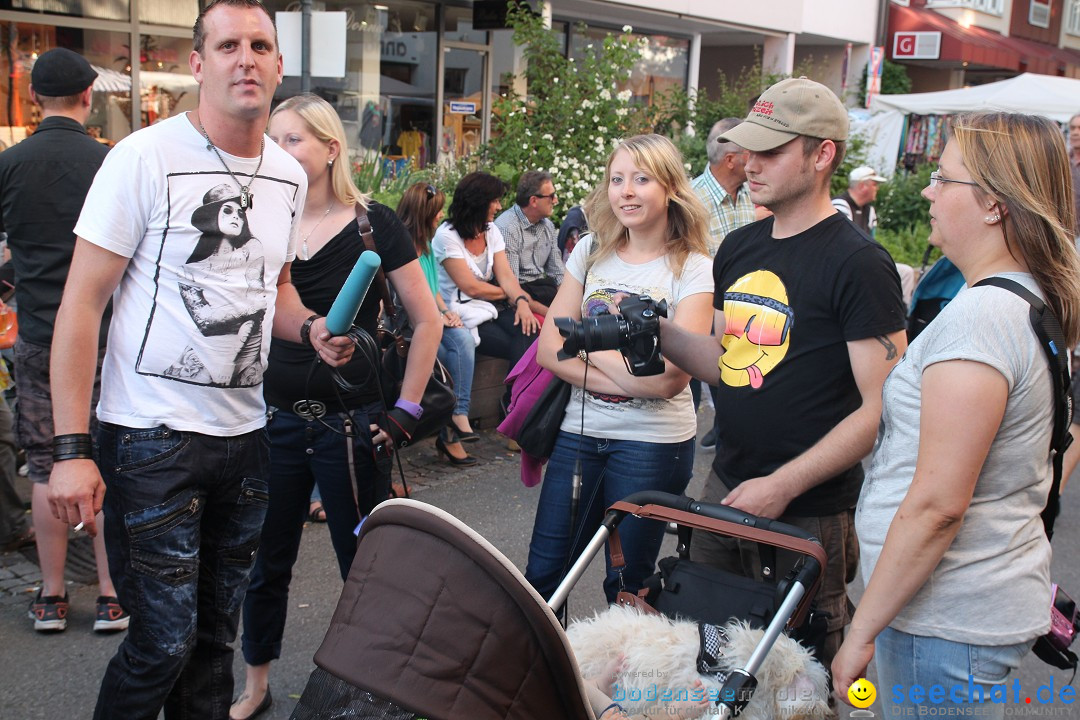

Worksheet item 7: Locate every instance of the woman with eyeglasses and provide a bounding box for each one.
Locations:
[833,113,1080,717]
[397,181,478,465]
[524,134,714,607]
[230,95,441,720]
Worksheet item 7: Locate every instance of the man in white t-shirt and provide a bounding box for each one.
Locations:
[46,1,353,717]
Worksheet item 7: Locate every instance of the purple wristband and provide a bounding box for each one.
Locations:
[394,398,424,420]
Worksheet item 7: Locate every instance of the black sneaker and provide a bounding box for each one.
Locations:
[94,595,130,632]
[700,427,717,448]
[28,589,69,632]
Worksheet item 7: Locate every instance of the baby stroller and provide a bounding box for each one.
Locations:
[290,491,824,720]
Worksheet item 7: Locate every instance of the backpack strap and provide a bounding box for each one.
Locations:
[974,277,1073,540]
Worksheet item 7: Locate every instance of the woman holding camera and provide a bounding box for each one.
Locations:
[833,113,1080,717]
[525,134,713,604]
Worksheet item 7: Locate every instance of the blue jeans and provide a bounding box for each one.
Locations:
[525,431,694,605]
[242,403,389,667]
[438,325,475,416]
[94,423,270,720]
[875,626,1032,719]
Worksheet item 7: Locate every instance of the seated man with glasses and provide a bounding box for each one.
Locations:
[494,170,563,315]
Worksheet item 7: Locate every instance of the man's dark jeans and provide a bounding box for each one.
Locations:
[93,423,270,720]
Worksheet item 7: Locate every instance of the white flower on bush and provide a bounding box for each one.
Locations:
[542,133,553,141]
[622,24,632,33]
[615,108,627,117]
[581,99,593,109]
[598,126,608,134]
[617,89,632,102]
[599,88,611,101]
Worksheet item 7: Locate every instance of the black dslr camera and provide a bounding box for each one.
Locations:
[555,294,668,376]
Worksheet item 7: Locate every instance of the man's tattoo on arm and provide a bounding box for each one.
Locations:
[875,335,898,361]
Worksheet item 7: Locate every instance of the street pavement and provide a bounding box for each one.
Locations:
[2,407,1079,719]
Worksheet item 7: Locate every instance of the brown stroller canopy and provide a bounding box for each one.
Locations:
[295,499,596,720]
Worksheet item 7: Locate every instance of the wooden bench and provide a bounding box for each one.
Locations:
[468,354,509,429]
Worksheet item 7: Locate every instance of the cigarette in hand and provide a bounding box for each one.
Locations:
[73,522,84,533]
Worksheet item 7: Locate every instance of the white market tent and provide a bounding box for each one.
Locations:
[864,73,1080,175]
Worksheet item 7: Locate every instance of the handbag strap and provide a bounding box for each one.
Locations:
[354,204,398,324]
[973,276,1073,540]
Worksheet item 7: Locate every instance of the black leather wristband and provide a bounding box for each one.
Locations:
[514,294,528,305]
[53,433,93,462]
[300,313,321,346]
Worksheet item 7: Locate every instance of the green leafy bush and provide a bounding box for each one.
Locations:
[481,2,651,221]
[876,163,933,232]
[877,222,936,267]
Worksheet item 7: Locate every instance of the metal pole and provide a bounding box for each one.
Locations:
[300,0,311,93]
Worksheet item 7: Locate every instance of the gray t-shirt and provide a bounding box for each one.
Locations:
[857,273,1053,645]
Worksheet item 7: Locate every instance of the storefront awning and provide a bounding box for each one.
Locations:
[889,3,1080,78]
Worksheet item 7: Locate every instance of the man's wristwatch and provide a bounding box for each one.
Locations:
[300,314,321,346]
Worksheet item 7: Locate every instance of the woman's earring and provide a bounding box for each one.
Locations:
[985,214,1000,223]
[328,159,334,167]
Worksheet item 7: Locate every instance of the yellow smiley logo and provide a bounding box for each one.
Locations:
[848,678,876,709]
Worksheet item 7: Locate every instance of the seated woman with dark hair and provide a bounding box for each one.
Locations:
[432,172,539,396]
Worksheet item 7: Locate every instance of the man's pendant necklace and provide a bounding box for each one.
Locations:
[301,201,335,260]
[196,115,264,210]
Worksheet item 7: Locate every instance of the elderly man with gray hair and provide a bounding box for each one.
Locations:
[690,119,765,446]
[691,118,763,257]
[494,169,563,315]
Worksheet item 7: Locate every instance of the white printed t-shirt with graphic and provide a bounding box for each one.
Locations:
[559,235,714,444]
[74,114,307,436]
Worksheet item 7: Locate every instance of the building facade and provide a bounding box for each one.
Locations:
[888,0,1080,90]
[0,0,881,160]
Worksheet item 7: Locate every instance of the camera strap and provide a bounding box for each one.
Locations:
[973,277,1072,540]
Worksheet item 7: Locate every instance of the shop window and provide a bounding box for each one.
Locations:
[443,4,486,44]
[265,0,439,171]
[0,23,133,145]
[569,25,688,107]
[3,0,128,20]
[136,35,198,129]
[139,0,199,26]
[1029,0,1051,28]
[926,0,1004,15]
[1069,0,1080,35]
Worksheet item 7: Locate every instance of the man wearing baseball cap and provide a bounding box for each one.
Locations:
[661,77,907,668]
[0,47,128,634]
[832,165,887,238]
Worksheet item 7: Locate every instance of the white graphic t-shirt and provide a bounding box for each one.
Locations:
[559,235,714,443]
[74,114,307,435]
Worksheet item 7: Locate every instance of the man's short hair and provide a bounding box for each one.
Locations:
[800,136,846,176]
[707,117,744,166]
[35,93,84,111]
[193,0,277,54]
[516,170,553,207]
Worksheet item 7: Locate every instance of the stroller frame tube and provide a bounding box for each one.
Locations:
[547,513,618,611]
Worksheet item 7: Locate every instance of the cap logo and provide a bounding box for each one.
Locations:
[751,100,774,117]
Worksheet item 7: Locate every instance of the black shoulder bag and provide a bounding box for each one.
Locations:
[974,277,1078,673]
[354,205,456,448]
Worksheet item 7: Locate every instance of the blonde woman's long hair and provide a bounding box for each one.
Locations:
[583,134,710,277]
[952,112,1080,346]
[270,93,369,209]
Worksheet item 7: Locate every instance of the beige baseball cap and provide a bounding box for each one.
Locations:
[720,77,849,152]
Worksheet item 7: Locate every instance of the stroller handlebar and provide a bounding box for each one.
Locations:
[610,491,822,546]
